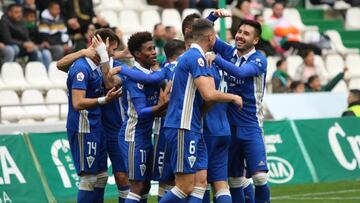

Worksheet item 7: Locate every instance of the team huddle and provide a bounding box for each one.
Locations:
[60,9,270,203]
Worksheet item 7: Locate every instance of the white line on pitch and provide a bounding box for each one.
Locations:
[272,189,360,200]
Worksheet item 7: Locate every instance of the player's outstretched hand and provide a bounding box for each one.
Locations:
[213,8,231,18]
[205,52,216,67]
[105,87,122,102]
[232,95,243,110]
[159,81,172,105]
[82,45,100,64]
[111,66,122,75]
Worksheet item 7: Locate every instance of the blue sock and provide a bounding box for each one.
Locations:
[230,187,245,203]
[187,186,206,203]
[202,188,210,203]
[159,186,187,203]
[255,184,270,203]
[118,185,130,203]
[125,192,141,203]
[215,189,232,203]
[243,183,255,203]
[77,189,95,203]
[94,187,105,202]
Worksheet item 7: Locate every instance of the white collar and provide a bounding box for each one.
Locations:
[134,61,151,74]
[85,57,113,71]
[233,48,256,61]
[190,43,206,58]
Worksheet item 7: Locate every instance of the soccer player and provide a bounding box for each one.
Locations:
[206,19,270,203]
[65,28,122,203]
[118,31,170,203]
[159,19,243,203]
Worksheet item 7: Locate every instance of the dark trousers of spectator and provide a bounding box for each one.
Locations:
[281,41,322,55]
[0,45,16,62]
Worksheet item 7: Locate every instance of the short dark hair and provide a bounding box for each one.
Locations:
[238,19,262,37]
[300,49,313,59]
[127,31,153,58]
[276,58,286,68]
[236,0,251,8]
[290,81,303,91]
[48,1,60,9]
[272,1,286,8]
[184,31,193,43]
[7,3,22,12]
[182,13,201,35]
[153,23,163,31]
[191,19,214,40]
[308,74,319,84]
[23,8,36,17]
[350,89,360,100]
[164,39,185,59]
[94,28,120,47]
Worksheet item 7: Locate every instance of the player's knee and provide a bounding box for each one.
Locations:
[79,175,97,191]
[115,172,128,186]
[228,177,244,188]
[194,170,207,188]
[95,171,108,188]
[252,173,268,186]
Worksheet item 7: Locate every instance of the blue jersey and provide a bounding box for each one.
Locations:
[120,62,160,142]
[213,38,267,131]
[163,61,178,81]
[164,43,212,133]
[66,57,105,133]
[101,59,126,134]
[203,65,230,136]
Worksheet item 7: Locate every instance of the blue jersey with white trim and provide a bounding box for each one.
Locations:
[66,57,105,133]
[163,61,177,81]
[213,39,267,130]
[101,60,126,134]
[163,43,212,133]
[203,64,230,136]
[120,65,160,142]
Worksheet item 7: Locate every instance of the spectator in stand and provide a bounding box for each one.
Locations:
[230,0,254,38]
[165,25,177,41]
[63,0,108,51]
[342,89,360,117]
[272,58,291,93]
[254,14,277,56]
[39,1,71,62]
[0,4,42,63]
[189,0,217,8]
[23,8,52,68]
[153,23,167,65]
[294,49,327,84]
[289,80,305,93]
[22,0,36,11]
[0,41,16,65]
[112,27,133,63]
[147,0,188,9]
[266,1,322,55]
[305,68,347,92]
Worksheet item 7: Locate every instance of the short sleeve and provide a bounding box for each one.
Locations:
[127,79,146,99]
[190,56,212,79]
[69,63,89,90]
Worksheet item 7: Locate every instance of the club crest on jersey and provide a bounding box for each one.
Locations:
[140,164,146,176]
[86,156,95,168]
[198,58,205,67]
[255,58,262,67]
[76,72,84,81]
[137,83,144,90]
[188,155,197,168]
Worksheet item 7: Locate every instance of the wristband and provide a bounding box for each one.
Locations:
[97,96,107,105]
[95,43,109,63]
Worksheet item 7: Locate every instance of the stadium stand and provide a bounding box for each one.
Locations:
[141,9,162,32]
[161,8,182,31]
[25,62,53,91]
[21,89,53,120]
[119,10,142,34]
[0,90,26,122]
[48,62,67,89]
[45,88,68,120]
[1,62,30,91]
[345,7,360,30]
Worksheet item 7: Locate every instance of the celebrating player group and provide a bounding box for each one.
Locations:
[59,8,270,203]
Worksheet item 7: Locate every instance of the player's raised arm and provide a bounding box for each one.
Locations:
[117,65,166,84]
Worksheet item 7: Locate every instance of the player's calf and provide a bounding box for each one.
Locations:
[252,172,270,203]
[77,174,97,203]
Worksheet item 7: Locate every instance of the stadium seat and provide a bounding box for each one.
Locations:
[25,62,53,90]
[0,77,7,90]
[345,54,360,79]
[141,10,161,32]
[345,7,360,30]
[182,8,201,20]
[263,8,272,21]
[324,30,359,56]
[266,56,279,84]
[331,80,348,93]
[21,89,53,120]
[162,9,182,31]
[325,54,345,78]
[46,89,68,120]
[119,10,141,34]
[121,0,153,10]
[1,62,30,91]
[349,79,360,89]
[0,90,26,122]
[286,55,303,78]
[97,0,123,12]
[99,10,120,27]
[48,62,67,89]
[0,10,3,18]
[202,9,232,31]
[314,55,329,84]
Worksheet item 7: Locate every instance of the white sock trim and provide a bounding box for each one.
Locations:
[158,186,166,197]
[215,188,231,198]
[252,173,268,186]
[228,177,243,188]
[190,186,206,199]
[141,194,148,199]
[126,192,141,201]
[118,189,129,198]
[171,186,187,199]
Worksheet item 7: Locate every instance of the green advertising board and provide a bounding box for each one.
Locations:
[27,132,119,202]
[263,120,314,185]
[0,134,48,202]
[295,117,360,182]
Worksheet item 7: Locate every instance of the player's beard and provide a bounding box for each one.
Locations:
[236,41,253,53]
